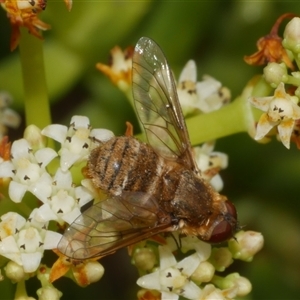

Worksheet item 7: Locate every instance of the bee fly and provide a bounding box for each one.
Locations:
[58,37,238,260]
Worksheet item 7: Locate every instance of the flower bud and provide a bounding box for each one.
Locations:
[37,286,63,300]
[24,125,47,151]
[263,62,288,87]
[5,261,25,282]
[234,275,252,297]
[228,230,264,262]
[283,17,300,54]
[209,247,233,271]
[191,261,215,284]
[82,261,104,284]
[132,247,157,271]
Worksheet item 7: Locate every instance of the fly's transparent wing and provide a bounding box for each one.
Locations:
[132,37,198,172]
[58,191,172,260]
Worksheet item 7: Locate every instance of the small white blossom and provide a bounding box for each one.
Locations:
[196,76,231,113]
[194,142,228,191]
[249,82,300,148]
[137,245,202,300]
[34,168,94,225]
[42,115,114,171]
[177,61,230,115]
[0,139,57,203]
[0,211,61,273]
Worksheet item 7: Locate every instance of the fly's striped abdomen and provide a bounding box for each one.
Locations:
[87,136,163,196]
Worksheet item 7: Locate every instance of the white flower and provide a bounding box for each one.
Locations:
[0,139,57,203]
[177,61,230,115]
[0,211,61,273]
[42,115,114,171]
[196,76,231,113]
[249,82,300,148]
[137,245,202,300]
[33,168,94,225]
[193,142,228,191]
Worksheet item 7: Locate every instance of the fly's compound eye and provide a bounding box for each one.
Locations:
[207,201,238,243]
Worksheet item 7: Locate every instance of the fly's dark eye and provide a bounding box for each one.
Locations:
[208,201,237,243]
[225,201,237,220]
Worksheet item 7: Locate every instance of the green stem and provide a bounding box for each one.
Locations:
[187,96,250,145]
[18,29,51,128]
[14,280,28,299]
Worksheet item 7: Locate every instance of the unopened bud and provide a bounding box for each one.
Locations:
[5,261,25,283]
[191,261,215,284]
[209,247,233,271]
[37,286,63,300]
[132,247,157,271]
[264,62,288,87]
[283,17,300,54]
[229,230,264,262]
[24,125,47,151]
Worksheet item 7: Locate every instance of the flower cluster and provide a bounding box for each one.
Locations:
[246,15,300,149]
[0,116,112,297]
[133,231,263,300]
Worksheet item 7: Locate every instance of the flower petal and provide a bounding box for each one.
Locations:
[34,204,58,222]
[8,181,28,203]
[249,96,273,112]
[53,168,72,189]
[161,291,178,300]
[28,172,53,202]
[34,148,58,168]
[42,124,68,144]
[44,231,63,250]
[0,161,14,177]
[278,119,294,148]
[176,253,200,277]
[62,207,81,225]
[11,139,31,160]
[0,236,22,265]
[255,113,276,140]
[159,246,177,269]
[180,280,202,299]
[70,116,90,128]
[21,252,42,273]
[137,271,161,290]
[59,149,82,172]
[90,128,114,142]
[178,60,197,83]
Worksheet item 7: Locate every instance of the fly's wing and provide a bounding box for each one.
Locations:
[57,191,173,260]
[132,37,199,173]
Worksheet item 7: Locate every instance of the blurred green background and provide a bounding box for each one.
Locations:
[0,1,300,299]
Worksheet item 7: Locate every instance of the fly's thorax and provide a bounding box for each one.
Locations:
[87,136,164,196]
